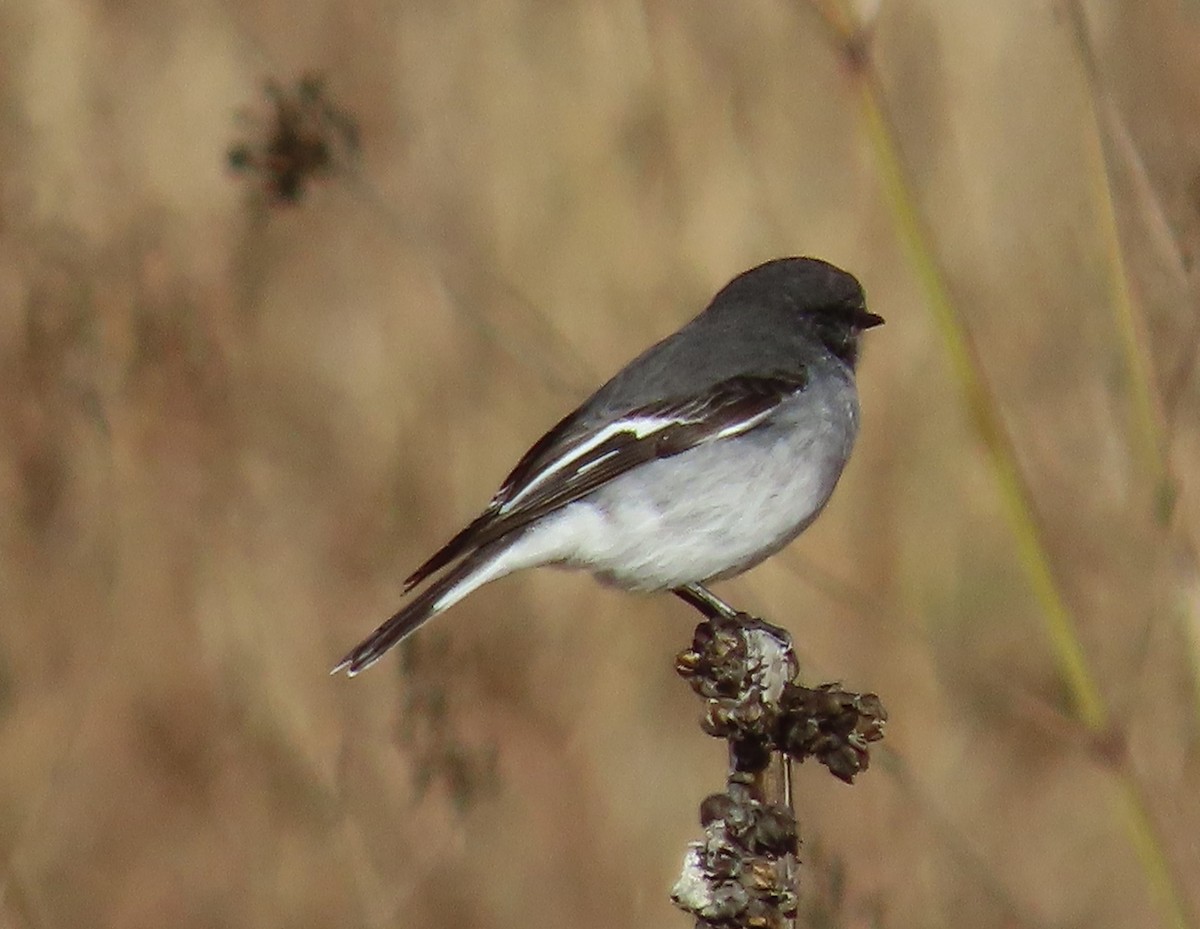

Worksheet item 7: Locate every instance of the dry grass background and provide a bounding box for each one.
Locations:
[2,0,1199,927]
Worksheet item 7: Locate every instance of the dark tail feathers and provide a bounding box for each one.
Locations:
[332,545,501,676]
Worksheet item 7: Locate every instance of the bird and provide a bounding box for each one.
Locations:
[333,256,883,676]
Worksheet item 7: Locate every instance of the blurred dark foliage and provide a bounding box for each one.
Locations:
[227,74,360,204]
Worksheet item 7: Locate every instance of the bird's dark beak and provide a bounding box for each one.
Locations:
[856,309,885,330]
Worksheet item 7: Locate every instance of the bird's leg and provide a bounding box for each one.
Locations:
[673,583,741,620]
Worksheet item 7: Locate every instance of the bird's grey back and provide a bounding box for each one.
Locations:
[582,298,833,423]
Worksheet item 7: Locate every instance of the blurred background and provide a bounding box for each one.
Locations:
[2,0,1199,926]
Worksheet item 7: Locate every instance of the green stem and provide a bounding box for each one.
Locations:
[810,5,1195,927]
[854,67,1107,730]
[1066,0,1170,506]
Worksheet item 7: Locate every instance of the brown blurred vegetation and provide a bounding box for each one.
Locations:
[2,0,1200,927]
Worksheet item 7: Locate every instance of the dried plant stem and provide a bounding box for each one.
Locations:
[672,613,885,928]
[756,752,793,813]
[803,5,1196,927]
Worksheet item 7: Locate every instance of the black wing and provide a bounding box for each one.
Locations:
[401,370,809,591]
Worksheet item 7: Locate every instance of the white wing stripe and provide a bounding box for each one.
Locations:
[499,401,783,514]
[499,415,676,512]
[574,448,621,475]
[712,406,775,439]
